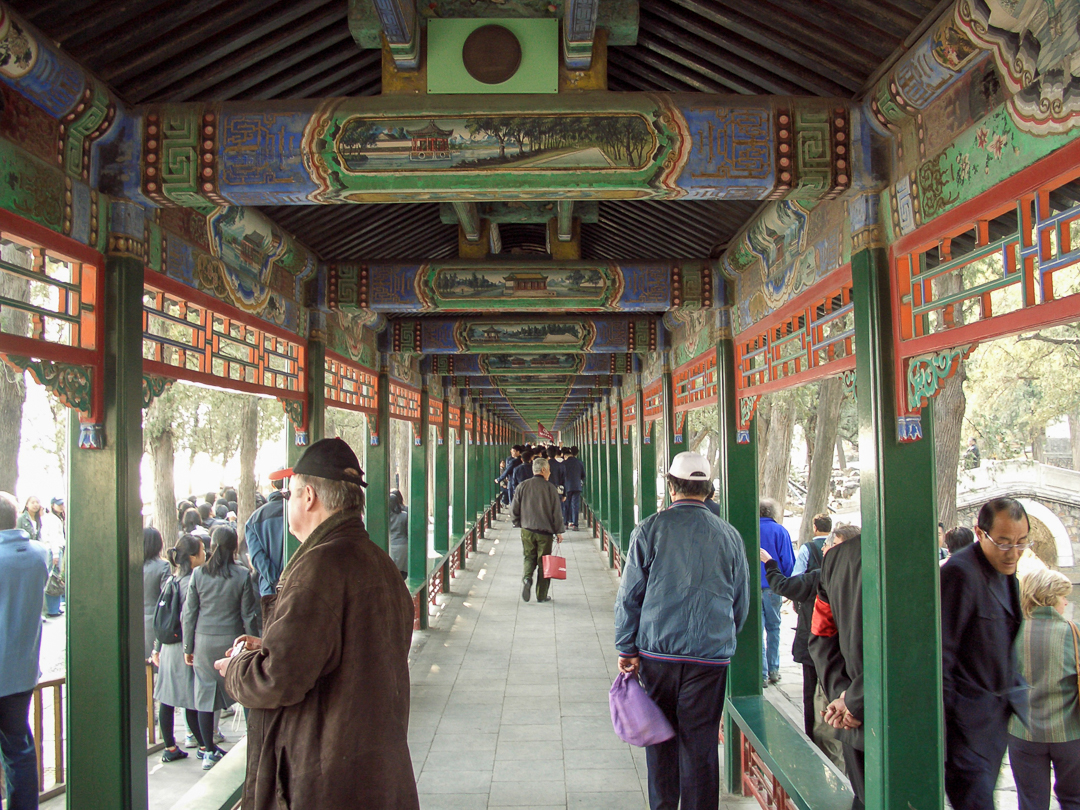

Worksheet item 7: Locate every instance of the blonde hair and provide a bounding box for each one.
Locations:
[1020,568,1072,618]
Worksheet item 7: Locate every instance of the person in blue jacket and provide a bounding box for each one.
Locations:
[759,498,795,686]
[244,477,286,610]
[615,452,750,810]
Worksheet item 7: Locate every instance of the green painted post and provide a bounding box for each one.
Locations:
[716,338,763,795]
[588,404,599,530]
[366,366,392,553]
[662,355,686,508]
[852,247,944,810]
[452,399,466,542]
[65,253,146,810]
[618,391,635,557]
[409,383,430,627]
[467,400,479,530]
[604,394,616,566]
[434,385,450,556]
[285,339,328,562]
[636,382,658,523]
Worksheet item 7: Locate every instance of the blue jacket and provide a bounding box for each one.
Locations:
[497,456,522,501]
[759,517,795,588]
[615,500,750,665]
[245,491,285,597]
[561,456,585,493]
[0,528,49,697]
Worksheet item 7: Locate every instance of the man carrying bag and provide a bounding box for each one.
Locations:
[510,456,564,603]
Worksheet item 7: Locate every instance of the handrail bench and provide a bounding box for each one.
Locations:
[726,696,853,810]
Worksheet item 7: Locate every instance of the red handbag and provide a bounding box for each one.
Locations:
[542,542,566,579]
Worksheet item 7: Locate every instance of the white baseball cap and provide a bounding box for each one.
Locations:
[669,451,711,480]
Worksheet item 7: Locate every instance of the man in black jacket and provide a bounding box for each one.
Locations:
[809,525,864,810]
[941,497,1029,810]
[560,446,585,529]
[760,524,838,765]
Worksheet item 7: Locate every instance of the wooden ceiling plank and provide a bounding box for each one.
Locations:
[196,25,354,101]
[757,0,904,55]
[636,30,780,94]
[666,0,870,89]
[34,0,130,41]
[606,65,665,92]
[640,7,848,97]
[275,50,383,100]
[814,0,922,39]
[601,203,714,253]
[619,47,730,93]
[151,9,347,102]
[328,207,449,257]
[119,0,339,100]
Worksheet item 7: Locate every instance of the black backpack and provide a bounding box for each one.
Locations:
[153,577,183,645]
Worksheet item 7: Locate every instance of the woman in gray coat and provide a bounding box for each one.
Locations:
[151,534,207,763]
[389,489,409,578]
[143,527,171,662]
[182,525,259,768]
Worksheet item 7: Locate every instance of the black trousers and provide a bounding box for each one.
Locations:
[801,663,818,738]
[945,720,1008,810]
[1009,734,1080,810]
[639,657,728,810]
[843,744,865,810]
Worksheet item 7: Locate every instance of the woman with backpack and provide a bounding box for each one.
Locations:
[150,534,206,763]
[143,527,170,663]
[182,525,259,769]
[389,489,409,579]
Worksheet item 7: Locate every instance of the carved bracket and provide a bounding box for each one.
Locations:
[899,344,975,443]
[737,395,762,444]
[841,369,857,399]
[366,413,380,446]
[142,374,174,410]
[3,354,105,449]
[280,398,308,447]
[673,410,687,444]
[412,420,423,446]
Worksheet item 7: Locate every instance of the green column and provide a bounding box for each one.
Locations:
[66,253,146,810]
[365,364,392,553]
[603,394,616,565]
[408,382,430,590]
[717,338,763,794]
[452,395,466,542]
[636,380,658,523]
[434,385,450,556]
[467,400,479,528]
[663,353,686,508]
[618,390,635,556]
[852,247,944,810]
[285,339,327,561]
[588,403,599,529]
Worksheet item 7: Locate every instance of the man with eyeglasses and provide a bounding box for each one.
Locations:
[941,497,1030,810]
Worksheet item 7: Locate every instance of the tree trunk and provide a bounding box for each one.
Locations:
[757,397,773,493]
[761,393,796,515]
[237,397,259,556]
[1031,424,1047,464]
[151,427,177,540]
[799,376,844,547]
[933,361,967,532]
[1069,412,1080,472]
[836,436,847,471]
[0,266,30,493]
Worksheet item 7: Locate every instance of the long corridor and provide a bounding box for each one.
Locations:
[406,511,759,810]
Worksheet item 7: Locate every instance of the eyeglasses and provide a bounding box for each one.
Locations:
[978,528,1031,552]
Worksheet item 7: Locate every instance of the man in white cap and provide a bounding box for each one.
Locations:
[614,451,750,810]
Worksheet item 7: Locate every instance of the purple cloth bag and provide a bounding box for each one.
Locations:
[609,671,676,746]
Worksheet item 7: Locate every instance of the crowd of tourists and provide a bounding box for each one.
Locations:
[14,495,66,618]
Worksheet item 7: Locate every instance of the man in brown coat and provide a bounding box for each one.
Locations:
[216,437,419,810]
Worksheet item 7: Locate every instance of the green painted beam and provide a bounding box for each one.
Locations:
[852,248,944,810]
[717,338,763,794]
[66,254,147,810]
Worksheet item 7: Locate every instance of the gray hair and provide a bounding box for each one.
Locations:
[759,498,780,520]
[294,474,365,515]
[532,457,549,475]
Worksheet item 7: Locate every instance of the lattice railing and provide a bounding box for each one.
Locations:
[325,352,377,414]
[388,381,421,422]
[642,378,663,422]
[890,149,1080,441]
[673,347,718,412]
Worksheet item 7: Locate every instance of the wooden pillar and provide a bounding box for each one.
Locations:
[452,394,466,542]
[284,338,326,562]
[662,352,685,507]
[366,363,392,553]
[603,392,616,565]
[618,389,635,557]
[408,381,430,627]
[636,378,658,523]
[65,252,147,810]
[718,338,763,794]
[434,382,450,556]
[467,399,480,529]
[852,247,944,809]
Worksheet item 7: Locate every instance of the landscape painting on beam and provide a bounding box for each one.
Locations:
[460,320,595,353]
[422,264,620,310]
[481,355,585,375]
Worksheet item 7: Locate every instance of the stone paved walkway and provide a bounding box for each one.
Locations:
[407,511,758,810]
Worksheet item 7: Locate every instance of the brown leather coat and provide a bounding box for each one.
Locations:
[226,509,419,810]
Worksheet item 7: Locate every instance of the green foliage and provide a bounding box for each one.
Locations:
[964,325,1080,459]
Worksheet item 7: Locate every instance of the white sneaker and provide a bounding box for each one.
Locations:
[213,731,226,744]
[184,734,198,749]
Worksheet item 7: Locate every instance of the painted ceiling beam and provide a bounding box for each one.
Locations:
[366,0,419,69]
[564,0,600,70]
[556,200,575,241]
[489,222,502,255]
[446,374,615,389]
[327,260,720,312]
[427,353,634,376]
[98,94,864,207]
[452,202,482,242]
[390,315,659,354]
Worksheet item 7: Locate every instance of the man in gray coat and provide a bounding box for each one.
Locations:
[510,456,564,603]
[615,451,750,810]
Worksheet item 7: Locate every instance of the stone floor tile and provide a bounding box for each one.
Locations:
[487,780,567,806]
